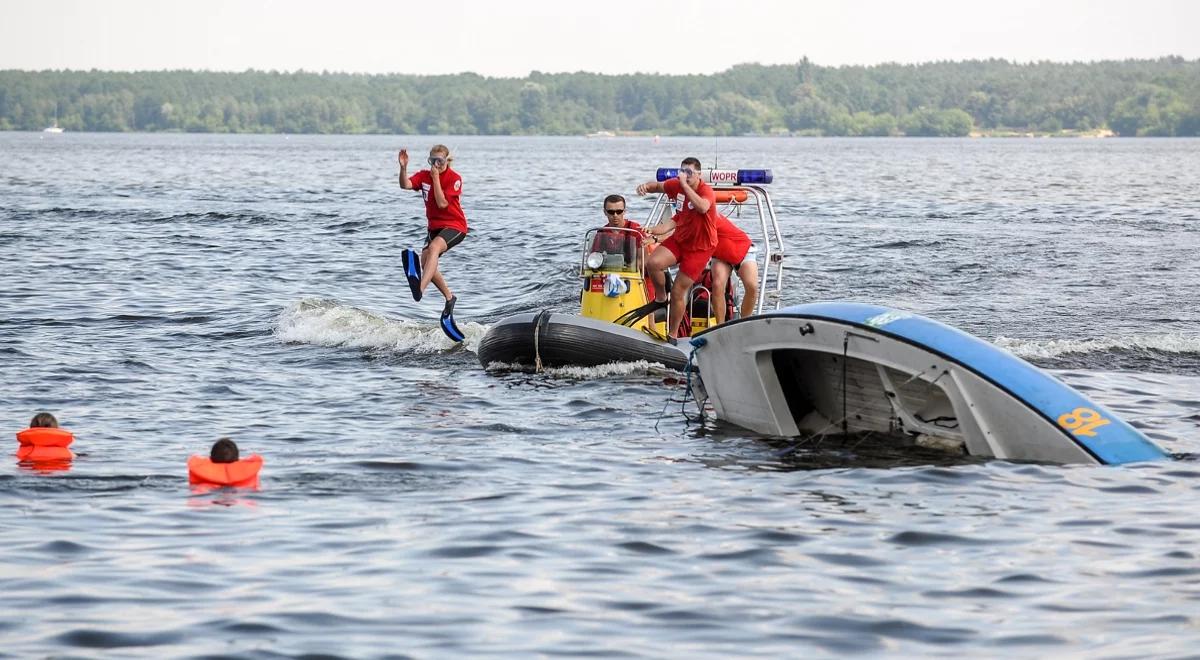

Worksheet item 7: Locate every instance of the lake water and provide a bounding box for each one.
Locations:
[2,133,1199,657]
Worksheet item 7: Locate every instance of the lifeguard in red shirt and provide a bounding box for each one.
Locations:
[592,194,643,262]
[636,157,720,338]
[398,144,468,341]
[710,216,761,324]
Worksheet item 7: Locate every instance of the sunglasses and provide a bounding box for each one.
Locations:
[604,208,626,216]
[679,167,697,176]
[428,157,446,166]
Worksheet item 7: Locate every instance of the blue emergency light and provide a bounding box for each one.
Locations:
[735,169,773,184]
[655,168,773,185]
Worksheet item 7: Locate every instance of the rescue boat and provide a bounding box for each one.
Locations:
[478,168,786,371]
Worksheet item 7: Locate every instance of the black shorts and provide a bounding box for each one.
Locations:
[426,228,466,252]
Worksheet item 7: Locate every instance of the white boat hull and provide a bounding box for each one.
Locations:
[690,303,1169,465]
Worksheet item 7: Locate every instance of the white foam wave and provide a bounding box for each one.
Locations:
[544,360,674,379]
[995,333,1200,360]
[275,298,487,354]
[484,358,674,380]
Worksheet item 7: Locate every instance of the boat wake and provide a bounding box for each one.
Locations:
[996,332,1200,374]
[998,332,1200,359]
[275,298,486,354]
[484,358,676,380]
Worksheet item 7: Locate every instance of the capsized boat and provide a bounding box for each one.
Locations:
[687,302,1170,465]
[478,168,787,370]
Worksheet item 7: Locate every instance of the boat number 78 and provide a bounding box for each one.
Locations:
[1057,407,1111,437]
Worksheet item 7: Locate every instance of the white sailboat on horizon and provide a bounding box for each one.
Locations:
[43,103,64,133]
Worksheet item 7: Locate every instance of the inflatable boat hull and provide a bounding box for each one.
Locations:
[479,311,689,370]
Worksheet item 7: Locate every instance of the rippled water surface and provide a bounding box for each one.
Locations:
[2,133,1199,657]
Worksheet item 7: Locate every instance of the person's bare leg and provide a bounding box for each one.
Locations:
[419,236,449,294]
[738,260,760,318]
[645,249,676,303]
[431,270,453,301]
[651,270,666,302]
[711,260,732,325]
[668,273,694,338]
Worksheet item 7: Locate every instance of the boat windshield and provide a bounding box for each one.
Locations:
[581,227,642,275]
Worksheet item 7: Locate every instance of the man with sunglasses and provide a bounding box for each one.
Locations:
[593,194,643,260]
[398,144,468,341]
[635,157,719,339]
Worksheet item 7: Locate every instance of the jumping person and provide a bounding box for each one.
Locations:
[397,144,468,341]
[636,157,719,339]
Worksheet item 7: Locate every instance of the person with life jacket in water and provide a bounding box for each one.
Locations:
[15,411,75,464]
[187,437,263,489]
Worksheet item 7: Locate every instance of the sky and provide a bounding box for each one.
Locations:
[1,0,1197,77]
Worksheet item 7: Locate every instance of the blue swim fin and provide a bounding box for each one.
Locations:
[440,295,465,342]
[402,249,422,302]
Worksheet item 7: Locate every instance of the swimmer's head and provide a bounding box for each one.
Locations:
[29,412,58,428]
[210,437,239,464]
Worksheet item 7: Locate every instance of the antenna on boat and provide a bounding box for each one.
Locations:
[713,138,718,170]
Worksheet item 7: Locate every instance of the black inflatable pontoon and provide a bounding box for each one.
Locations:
[478,311,689,370]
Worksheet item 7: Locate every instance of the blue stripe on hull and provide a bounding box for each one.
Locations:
[765,302,1168,465]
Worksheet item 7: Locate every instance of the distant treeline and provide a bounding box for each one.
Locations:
[2,58,1199,136]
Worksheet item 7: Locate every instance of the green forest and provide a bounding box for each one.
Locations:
[2,58,1198,136]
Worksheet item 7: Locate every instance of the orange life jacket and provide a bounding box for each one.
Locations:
[16,427,76,461]
[188,454,263,488]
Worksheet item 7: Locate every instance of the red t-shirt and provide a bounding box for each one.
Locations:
[662,179,718,252]
[714,213,749,244]
[408,168,468,234]
[593,219,643,253]
[713,213,753,265]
